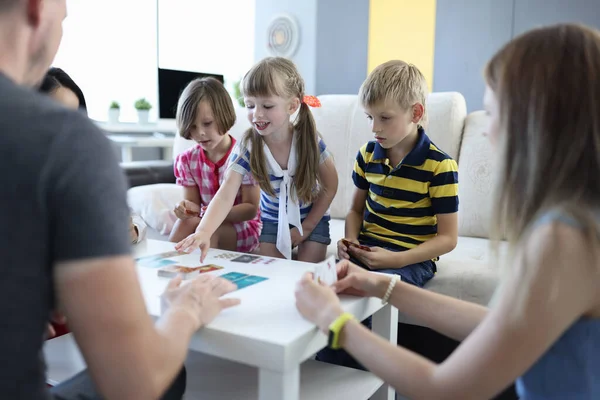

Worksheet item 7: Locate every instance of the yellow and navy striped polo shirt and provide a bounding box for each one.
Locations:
[353,128,459,252]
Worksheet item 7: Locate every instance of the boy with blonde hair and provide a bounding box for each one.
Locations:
[337,60,459,288]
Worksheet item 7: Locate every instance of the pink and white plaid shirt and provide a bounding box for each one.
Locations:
[174,136,261,253]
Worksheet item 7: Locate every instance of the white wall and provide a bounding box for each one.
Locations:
[53,0,158,122]
[52,0,255,122]
[253,0,317,95]
[158,0,255,95]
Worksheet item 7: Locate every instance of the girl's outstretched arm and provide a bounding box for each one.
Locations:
[175,170,243,259]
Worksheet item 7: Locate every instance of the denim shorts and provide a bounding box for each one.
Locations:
[349,256,436,288]
[259,218,331,245]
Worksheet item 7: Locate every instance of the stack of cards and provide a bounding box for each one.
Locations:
[214,252,240,260]
[341,239,372,252]
[314,256,338,285]
[231,254,260,263]
[157,264,224,279]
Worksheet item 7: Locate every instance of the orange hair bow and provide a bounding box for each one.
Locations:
[302,95,321,108]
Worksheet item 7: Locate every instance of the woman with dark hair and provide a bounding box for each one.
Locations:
[38,67,147,245]
[39,67,87,113]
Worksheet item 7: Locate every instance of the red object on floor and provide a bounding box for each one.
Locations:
[48,322,70,339]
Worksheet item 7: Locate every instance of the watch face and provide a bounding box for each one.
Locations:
[328,329,336,349]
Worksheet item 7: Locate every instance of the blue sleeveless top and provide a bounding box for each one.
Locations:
[516,210,600,400]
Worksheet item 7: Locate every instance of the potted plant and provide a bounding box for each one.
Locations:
[134,98,152,124]
[108,101,120,124]
[232,79,244,108]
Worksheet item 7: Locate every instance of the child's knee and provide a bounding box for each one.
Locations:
[213,223,238,249]
[169,218,199,242]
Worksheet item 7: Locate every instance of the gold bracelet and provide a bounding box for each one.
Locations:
[382,275,400,305]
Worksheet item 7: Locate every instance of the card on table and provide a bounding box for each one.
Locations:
[219,272,268,291]
[135,250,185,263]
[220,272,249,282]
[231,254,261,263]
[144,259,178,269]
[341,239,372,252]
[234,275,268,290]
[157,264,224,279]
[314,255,338,286]
[214,252,239,260]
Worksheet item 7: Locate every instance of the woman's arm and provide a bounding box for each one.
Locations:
[224,184,260,224]
[378,277,488,341]
[301,157,338,234]
[327,223,597,399]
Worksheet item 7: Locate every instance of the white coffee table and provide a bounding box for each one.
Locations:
[135,239,398,400]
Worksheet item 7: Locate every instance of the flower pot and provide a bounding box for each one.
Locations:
[108,108,120,124]
[137,110,150,124]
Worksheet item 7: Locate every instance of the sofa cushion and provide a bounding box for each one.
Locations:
[457,111,496,239]
[128,183,183,236]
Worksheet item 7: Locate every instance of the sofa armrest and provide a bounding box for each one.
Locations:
[121,160,175,188]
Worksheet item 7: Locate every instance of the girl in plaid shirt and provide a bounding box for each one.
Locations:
[168,78,261,253]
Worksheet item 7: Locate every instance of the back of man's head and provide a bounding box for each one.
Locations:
[359,60,429,125]
[0,0,18,12]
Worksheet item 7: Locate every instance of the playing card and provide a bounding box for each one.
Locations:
[219,272,249,282]
[157,265,199,279]
[157,264,224,279]
[142,258,178,269]
[234,275,268,290]
[342,239,371,252]
[135,250,185,263]
[200,264,224,273]
[314,256,337,285]
[231,254,260,263]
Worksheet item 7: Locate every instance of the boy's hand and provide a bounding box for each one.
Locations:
[337,238,358,260]
[349,246,397,270]
[174,200,201,220]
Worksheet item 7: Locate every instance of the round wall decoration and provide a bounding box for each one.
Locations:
[266,14,300,58]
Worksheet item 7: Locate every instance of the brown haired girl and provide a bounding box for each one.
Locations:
[169,77,261,254]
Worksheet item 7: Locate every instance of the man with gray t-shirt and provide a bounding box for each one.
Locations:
[0,0,216,399]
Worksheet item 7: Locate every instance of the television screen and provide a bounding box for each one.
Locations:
[158,68,224,119]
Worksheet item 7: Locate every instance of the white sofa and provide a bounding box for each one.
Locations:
[129,93,500,325]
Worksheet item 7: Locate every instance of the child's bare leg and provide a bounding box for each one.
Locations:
[258,243,285,258]
[297,241,327,263]
[169,218,199,243]
[210,223,238,251]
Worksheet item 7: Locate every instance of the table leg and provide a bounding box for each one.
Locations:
[121,147,133,163]
[371,304,398,400]
[258,366,300,400]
